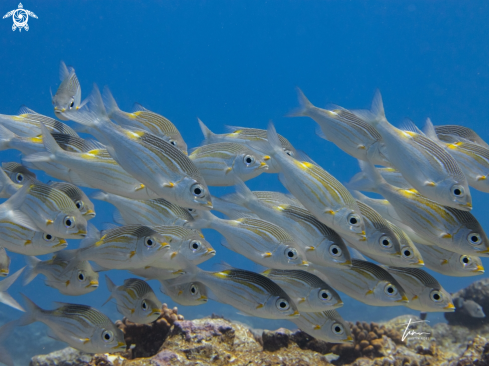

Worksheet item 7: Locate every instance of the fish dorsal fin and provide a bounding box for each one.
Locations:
[212,261,235,272]
[112,209,126,225]
[17,106,37,115]
[102,222,120,232]
[423,118,441,142]
[132,103,148,112]
[399,118,424,135]
[59,61,70,81]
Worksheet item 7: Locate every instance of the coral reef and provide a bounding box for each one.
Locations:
[445,278,489,328]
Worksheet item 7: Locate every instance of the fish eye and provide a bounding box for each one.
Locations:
[467,233,482,246]
[75,200,84,210]
[402,248,413,258]
[459,255,472,266]
[430,290,443,302]
[347,214,361,226]
[169,139,177,146]
[283,148,294,157]
[101,330,114,343]
[141,300,148,311]
[69,98,75,109]
[384,283,398,296]
[43,233,54,242]
[187,208,194,213]
[319,289,331,301]
[243,155,255,165]
[145,237,155,248]
[329,245,342,257]
[15,173,24,183]
[379,235,392,248]
[285,247,298,260]
[190,284,197,295]
[191,183,205,198]
[451,184,465,197]
[64,216,75,229]
[77,271,85,282]
[332,323,345,335]
[275,298,290,311]
[190,240,201,251]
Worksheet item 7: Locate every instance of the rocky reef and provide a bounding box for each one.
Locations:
[30,302,489,366]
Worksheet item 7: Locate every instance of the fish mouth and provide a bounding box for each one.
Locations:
[203,201,213,209]
[159,242,170,250]
[334,300,344,308]
[54,239,68,248]
[340,260,352,266]
[464,202,473,210]
[289,310,300,318]
[396,295,410,303]
[0,269,8,276]
[206,249,216,256]
[259,162,268,169]
[474,265,485,273]
[149,308,162,316]
[344,335,354,343]
[76,230,87,237]
[84,210,96,217]
[198,295,208,302]
[416,259,425,266]
[444,303,456,311]
[112,341,127,350]
[86,280,99,288]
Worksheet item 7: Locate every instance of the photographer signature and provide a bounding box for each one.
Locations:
[401,318,431,341]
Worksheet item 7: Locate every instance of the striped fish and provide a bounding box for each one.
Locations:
[77,225,170,270]
[159,281,208,306]
[384,222,424,267]
[168,265,300,319]
[348,167,412,191]
[19,295,126,354]
[24,251,99,296]
[316,259,409,307]
[266,122,365,239]
[186,210,309,270]
[291,310,353,343]
[291,89,388,165]
[105,276,162,324]
[49,182,95,219]
[262,269,343,312]
[63,85,212,209]
[198,119,297,173]
[91,190,193,226]
[435,125,489,148]
[189,142,268,186]
[385,266,455,312]
[53,61,82,121]
[416,244,484,277]
[0,248,10,277]
[2,162,36,185]
[104,87,187,154]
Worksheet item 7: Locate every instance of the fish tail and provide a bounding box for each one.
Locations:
[102,86,121,118]
[351,90,387,128]
[198,118,216,143]
[183,210,218,230]
[266,121,284,156]
[102,275,116,306]
[90,190,109,202]
[233,178,258,208]
[353,160,388,192]
[18,293,41,325]
[23,256,41,285]
[63,84,108,128]
[22,122,62,164]
[288,87,314,117]
[164,265,201,287]
[0,268,25,312]
[346,169,379,193]
[0,125,16,151]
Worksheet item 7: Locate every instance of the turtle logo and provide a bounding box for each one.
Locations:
[3,3,37,32]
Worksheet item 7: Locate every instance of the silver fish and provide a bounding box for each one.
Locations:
[90,190,193,226]
[129,267,184,282]
[0,248,10,277]
[385,266,455,312]
[23,251,99,296]
[291,89,388,165]
[416,244,484,277]
[168,265,300,319]
[2,162,36,185]
[104,88,188,154]
[189,142,268,186]
[262,269,343,312]
[349,167,412,191]
[77,225,170,270]
[19,295,126,354]
[198,119,297,173]
[159,281,208,306]
[266,122,365,239]
[357,161,489,257]
[0,268,24,311]
[49,182,96,219]
[435,125,489,149]
[290,310,353,343]
[316,259,409,307]
[62,86,212,209]
[105,276,162,324]
[52,61,82,120]
[186,210,310,270]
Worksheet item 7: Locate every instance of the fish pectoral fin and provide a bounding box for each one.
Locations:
[170,252,178,259]
[46,219,54,226]
[306,246,315,251]
[81,338,91,344]
[298,297,306,304]
[134,184,145,191]
[225,167,233,174]
[130,309,135,314]
[477,175,487,181]
[440,233,453,239]
[163,182,175,188]
[324,208,335,215]
[65,280,70,287]
[313,324,321,330]
[129,251,136,258]
[256,303,264,309]
[357,144,366,150]
[24,240,32,246]
[440,259,448,265]
[365,290,374,296]
[262,252,272,258]
[424,181,437,187]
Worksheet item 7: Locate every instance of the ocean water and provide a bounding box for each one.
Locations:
[1,1,489,364]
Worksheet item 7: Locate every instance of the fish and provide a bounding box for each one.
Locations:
[0,248,10,277]
[382,222,424,268]
[385,266,455,312]
[435,125,489,148]
[0,320,17,366]
[90,190,193,226]
[261,269,343,312]
[0,268,25,311]
[348,167,412,191]
[209,195,258,219]
[159,281,208,306]
[291,89,388,165]
[62,86,212,209]
[2,162,36,185]
[198,119,297,174]
[49,182,96,219]
[355,161,489,256]
[189,142,269,186]
[18,295,126,354]
[265,122,365,239]
[168,264,300,319]
[453,297,485,318]
[416,244,484,277]
[52,61,82,120]
[220,179,351,268]
[251,191,305,207]
[185,210,310,270]
[316,259,409,307]
[23,251,99,296]
[129,267,185,282]
[104,276,162,324]
[356,95,471,210]
[76,225,170,270]
[104,88,188,154]
[290,310,353,343]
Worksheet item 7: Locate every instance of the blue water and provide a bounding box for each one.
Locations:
[1,1,489,364]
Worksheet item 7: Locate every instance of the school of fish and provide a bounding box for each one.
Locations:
[0,61,488,364]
